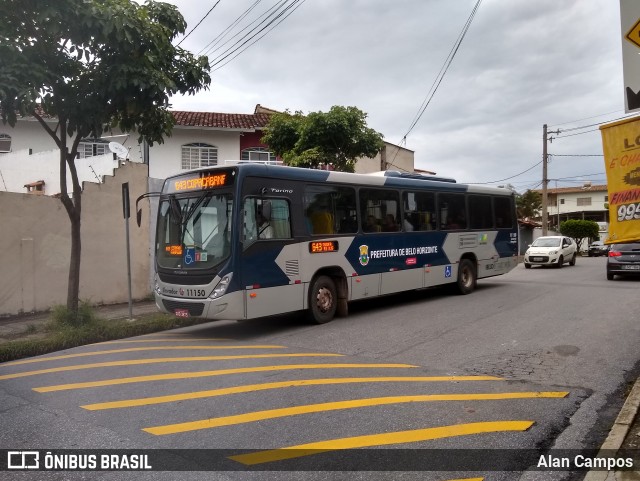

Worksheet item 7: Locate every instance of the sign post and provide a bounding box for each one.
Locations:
[620,0,640,112]
[122,182,133,320]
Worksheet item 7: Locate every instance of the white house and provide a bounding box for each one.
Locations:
[0,104,415,193]
[534,183,609,243]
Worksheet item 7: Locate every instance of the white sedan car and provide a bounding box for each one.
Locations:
[524,236,577,268]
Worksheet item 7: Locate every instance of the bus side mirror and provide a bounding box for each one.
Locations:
[136,209,142,227]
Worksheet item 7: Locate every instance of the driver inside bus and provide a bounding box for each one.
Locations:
[257,211,274,239]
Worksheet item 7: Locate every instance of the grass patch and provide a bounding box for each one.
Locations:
[0,313,211,364]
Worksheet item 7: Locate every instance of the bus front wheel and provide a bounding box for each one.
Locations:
[307,275,337,324]
[456,259,477,295]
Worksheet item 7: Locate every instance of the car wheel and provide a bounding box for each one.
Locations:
[456,259,477,295]
[524,263,531,269]
[607,272,614,281]
[569,253,576,266]
[556,255,564,268]
[307,275,337,324]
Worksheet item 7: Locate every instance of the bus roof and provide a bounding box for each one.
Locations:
[164,164,514,196]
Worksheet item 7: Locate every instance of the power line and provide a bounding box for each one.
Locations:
[211,0,306,71]
[203,0,283,58]
[552,128,600,139]
[465,160,542,185]
[177,0,222,47]
[549,109,624,127]
[197,0,264,56]
[402,0,482,141]
[548,154,604,157]
[389,0,483,168]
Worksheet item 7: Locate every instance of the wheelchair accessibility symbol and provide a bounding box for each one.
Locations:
[444,265,452,278]
[184,247,195,266]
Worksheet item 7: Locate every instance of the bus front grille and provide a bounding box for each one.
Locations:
[162,300,205,316]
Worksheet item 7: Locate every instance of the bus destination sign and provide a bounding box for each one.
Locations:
[168,170,234,193]
[309,241,339,253]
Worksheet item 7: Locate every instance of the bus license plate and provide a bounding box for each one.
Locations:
[175,308,190,318]
[621,265,640,270]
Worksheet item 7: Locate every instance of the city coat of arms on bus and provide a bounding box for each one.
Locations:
[359,245,370,266]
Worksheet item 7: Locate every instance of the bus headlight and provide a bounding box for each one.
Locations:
[210,273,233,299]
[154,276,161,295]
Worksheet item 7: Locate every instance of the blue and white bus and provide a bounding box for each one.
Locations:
[138,164,518,324]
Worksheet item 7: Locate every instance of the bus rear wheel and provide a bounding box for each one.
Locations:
[456,259,477,295]
[307,275,337,324]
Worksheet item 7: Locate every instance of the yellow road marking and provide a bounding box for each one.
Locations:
[229,421,534,465]
[445,479,484,481]
[82,376,503,410]
[3,345,286,367]
[33,363,416,391]
[98,339,231,344]
[144,392,566,435]
[1,354,343,382]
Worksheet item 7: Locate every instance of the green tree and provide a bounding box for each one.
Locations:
[0,0,210,317]
[261,106,385,173]
[559,219,600,252]
[516,189,542,219]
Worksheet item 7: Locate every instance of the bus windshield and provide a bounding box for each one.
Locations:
[156,193,233,270]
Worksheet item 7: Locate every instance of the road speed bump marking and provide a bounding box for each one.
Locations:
[81,376,503,410]
[1,354,344,382]
[228,421,534,465]
[144,392,567,435]
[98,339,232,344]
[32,363,417,392]
[3,345,286,367]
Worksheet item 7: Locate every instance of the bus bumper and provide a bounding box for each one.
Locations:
[154,290,245,321]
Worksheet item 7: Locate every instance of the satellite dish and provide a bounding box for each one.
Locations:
[108,142,129,158]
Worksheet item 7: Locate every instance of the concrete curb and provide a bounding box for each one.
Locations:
[583,376,640,481]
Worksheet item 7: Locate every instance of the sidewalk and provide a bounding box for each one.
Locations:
[0,301,638,477]
[0,300,159,339]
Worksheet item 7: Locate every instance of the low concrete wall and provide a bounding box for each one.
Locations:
[0,162,150,315]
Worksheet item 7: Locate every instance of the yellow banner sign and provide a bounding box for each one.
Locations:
[600,116,640,243]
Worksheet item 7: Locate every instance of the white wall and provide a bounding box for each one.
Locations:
[148,128,241,180]
[0,149,122,195]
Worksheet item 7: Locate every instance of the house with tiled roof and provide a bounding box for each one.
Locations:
[1,104,414,190]
[533,183,609,240]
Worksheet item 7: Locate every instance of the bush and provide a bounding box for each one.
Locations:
[49,301,96,329]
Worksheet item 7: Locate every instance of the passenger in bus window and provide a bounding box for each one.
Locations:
[403,215,414,232]
[364,215,379,232]
[310,204,334,234]
[447,212,466,230]
[257,211,273,239]
[382,214,398,232]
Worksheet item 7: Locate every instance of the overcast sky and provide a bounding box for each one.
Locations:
[165,0,628,191]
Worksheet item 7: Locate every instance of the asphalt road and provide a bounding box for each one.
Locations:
[1,256,638,481]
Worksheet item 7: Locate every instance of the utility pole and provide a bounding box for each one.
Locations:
[541,124,560,235]
[542,124,549,235]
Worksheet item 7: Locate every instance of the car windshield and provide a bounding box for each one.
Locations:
[591,242,603,246]
[531,238,560,247]
[156,192,233,269]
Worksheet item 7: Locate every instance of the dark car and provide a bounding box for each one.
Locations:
[588,241,609,257]
[606,242,640,280]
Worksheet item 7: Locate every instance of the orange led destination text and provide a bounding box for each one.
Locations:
[174,174,227,192]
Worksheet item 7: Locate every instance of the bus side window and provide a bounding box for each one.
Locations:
[494,196,514,228]
[439,193,467,230]
[304,185,357,235]
[243,198,291,246]
[403,191,436,231]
